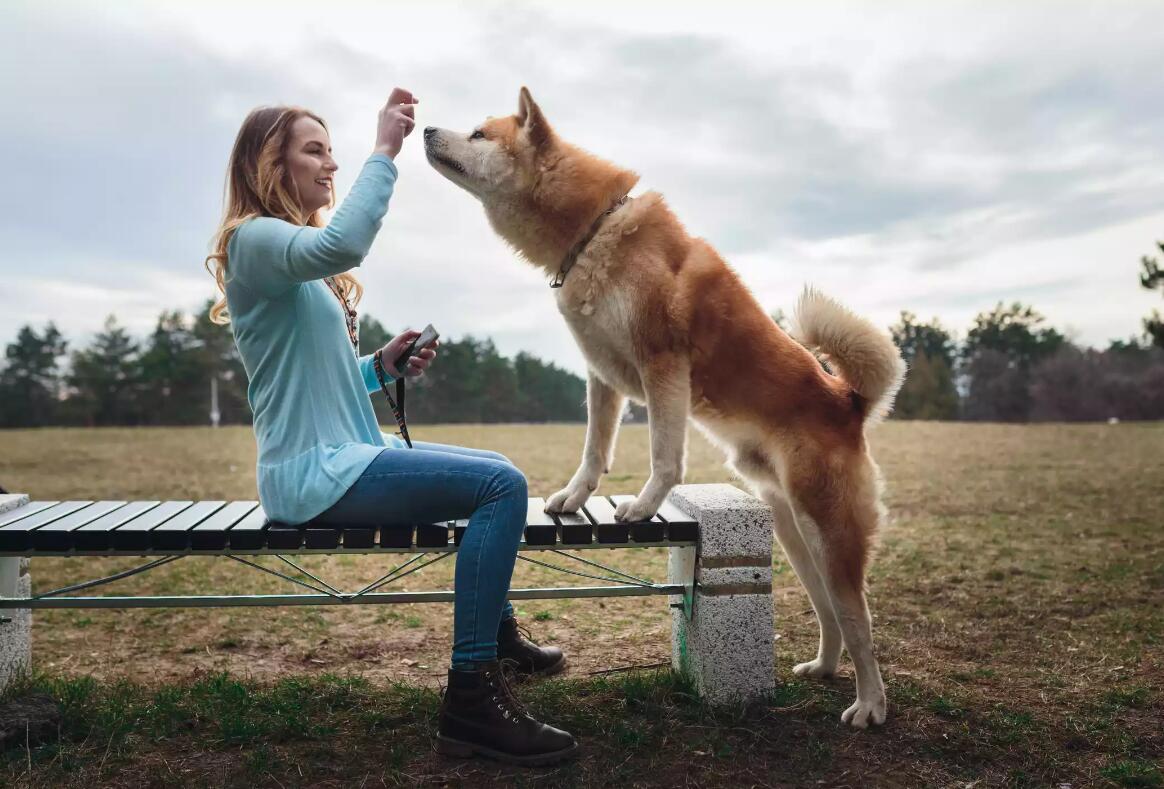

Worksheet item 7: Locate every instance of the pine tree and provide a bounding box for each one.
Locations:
[137,310,205,425]
[0,323,67,427]
[66,315,141,426]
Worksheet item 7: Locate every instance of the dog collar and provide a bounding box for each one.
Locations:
[550,194,630,288]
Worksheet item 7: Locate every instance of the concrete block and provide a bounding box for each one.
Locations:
[667,484,774,705]
[0,494,30,692]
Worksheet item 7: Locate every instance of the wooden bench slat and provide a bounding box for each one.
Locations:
[381,524,414,549]
[304,526,340,549]
[265,524,302,550]
[415,523,449,548]
[0,501,92,531]
[36,502,127,532]
[608,495,665,542]
[554,508,593,545]
[190,501,259,550]
[0,502,94,551]
[653,500,699,542]
[227,507,270,549]
[580,497,628,544]
[341,526,375,549]
[0,501,60,528]
[33,501,129,551]
[524,498,558,546]
[112,501,195,550]
[73,501,161,551]
[150,501,226,550]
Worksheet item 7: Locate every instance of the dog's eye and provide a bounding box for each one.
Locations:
[469,130,485,141]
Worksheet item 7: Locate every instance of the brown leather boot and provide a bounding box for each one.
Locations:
[435,660,578,766]
[497,616,567,677]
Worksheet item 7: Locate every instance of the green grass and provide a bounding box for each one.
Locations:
[0,421,1161,785]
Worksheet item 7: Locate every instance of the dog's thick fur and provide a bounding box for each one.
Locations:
[425,88,906,728]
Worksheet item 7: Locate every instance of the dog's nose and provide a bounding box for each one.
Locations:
[424,126,437,140]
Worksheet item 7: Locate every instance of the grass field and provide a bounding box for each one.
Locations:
[0,421,1161,787]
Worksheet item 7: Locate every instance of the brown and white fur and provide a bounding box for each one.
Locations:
[424,88,906,728]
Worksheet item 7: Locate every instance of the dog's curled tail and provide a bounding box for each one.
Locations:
[792,286,907,424]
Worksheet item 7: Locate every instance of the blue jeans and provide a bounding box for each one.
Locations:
[313,441,523,667]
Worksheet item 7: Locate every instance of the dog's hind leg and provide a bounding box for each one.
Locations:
[546,372,626,513]
[763,492,843,679]
[785,460,887,728]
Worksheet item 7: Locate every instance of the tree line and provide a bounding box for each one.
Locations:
[3,248,1162,427]
[875,247,1164,421]
[0,300,586,428]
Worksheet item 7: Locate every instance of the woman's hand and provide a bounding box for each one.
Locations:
[380,329,438,378]
[374,87,418,160]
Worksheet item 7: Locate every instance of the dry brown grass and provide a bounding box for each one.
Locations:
[1,421,1161,786]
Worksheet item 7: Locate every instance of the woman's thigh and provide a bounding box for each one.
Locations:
[314,447,522,527]
[408,441,512,465]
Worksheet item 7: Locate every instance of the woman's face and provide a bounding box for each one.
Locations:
[285,115,337,216]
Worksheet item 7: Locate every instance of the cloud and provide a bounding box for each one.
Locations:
[2,0,1163,373]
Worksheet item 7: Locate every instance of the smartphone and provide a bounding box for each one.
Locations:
[393,324,440,375]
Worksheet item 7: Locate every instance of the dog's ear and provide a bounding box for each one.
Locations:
[516,86,551,148]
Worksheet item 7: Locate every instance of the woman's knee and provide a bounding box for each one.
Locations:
[489,462,528,500]
[482,449,513,465]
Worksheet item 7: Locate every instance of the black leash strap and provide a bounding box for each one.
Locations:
[373,349,413,448]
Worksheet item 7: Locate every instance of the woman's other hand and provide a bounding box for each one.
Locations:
[374,87,418,160]
[381,329,439,378]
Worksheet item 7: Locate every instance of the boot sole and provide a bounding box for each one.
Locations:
[534,655,568,678]
[510,655,568,681]
[434,734,579,766]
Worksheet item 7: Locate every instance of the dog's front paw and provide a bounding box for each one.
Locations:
[545,482,595,514]
[793,659,837,679]
[614,496,659,523]
[841,693,887,729]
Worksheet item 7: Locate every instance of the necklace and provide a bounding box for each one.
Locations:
[324,276,359,353]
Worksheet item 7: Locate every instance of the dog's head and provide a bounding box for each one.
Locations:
[424,86,552,199]
[424,87,638,270]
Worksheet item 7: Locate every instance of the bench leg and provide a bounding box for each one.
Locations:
[668,483,774,705]
[0,494,31,692]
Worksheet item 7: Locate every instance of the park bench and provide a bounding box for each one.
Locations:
[0,484,775,704]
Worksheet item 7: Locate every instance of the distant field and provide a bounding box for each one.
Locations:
[1,421,1161,787]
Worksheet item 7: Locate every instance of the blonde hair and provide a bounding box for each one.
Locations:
[204,105,363,324]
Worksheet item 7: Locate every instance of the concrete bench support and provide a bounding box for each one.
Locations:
[0,494,31,691]
[668,483,774,704]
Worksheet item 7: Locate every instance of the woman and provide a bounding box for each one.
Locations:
[204,88,577,766]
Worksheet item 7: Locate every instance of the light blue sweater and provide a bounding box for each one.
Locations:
[225,153,406,525]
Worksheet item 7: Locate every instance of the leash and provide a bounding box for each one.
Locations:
[372,348,412,448]
[324,276,414,449]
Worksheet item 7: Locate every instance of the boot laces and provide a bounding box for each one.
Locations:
[489,659,532,723]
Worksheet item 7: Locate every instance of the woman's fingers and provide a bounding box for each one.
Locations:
[388,87,416,106]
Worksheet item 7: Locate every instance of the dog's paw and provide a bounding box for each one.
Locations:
[841,694,887,729]
[614,496,658,523]
[792,659,837,679]
[545,484,594,514]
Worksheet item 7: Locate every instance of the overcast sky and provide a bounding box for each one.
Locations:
[2,0,1162,376]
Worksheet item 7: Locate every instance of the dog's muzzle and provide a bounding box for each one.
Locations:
[424,139,467,176]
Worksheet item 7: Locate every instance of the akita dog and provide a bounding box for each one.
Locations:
[424,88,906,728]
